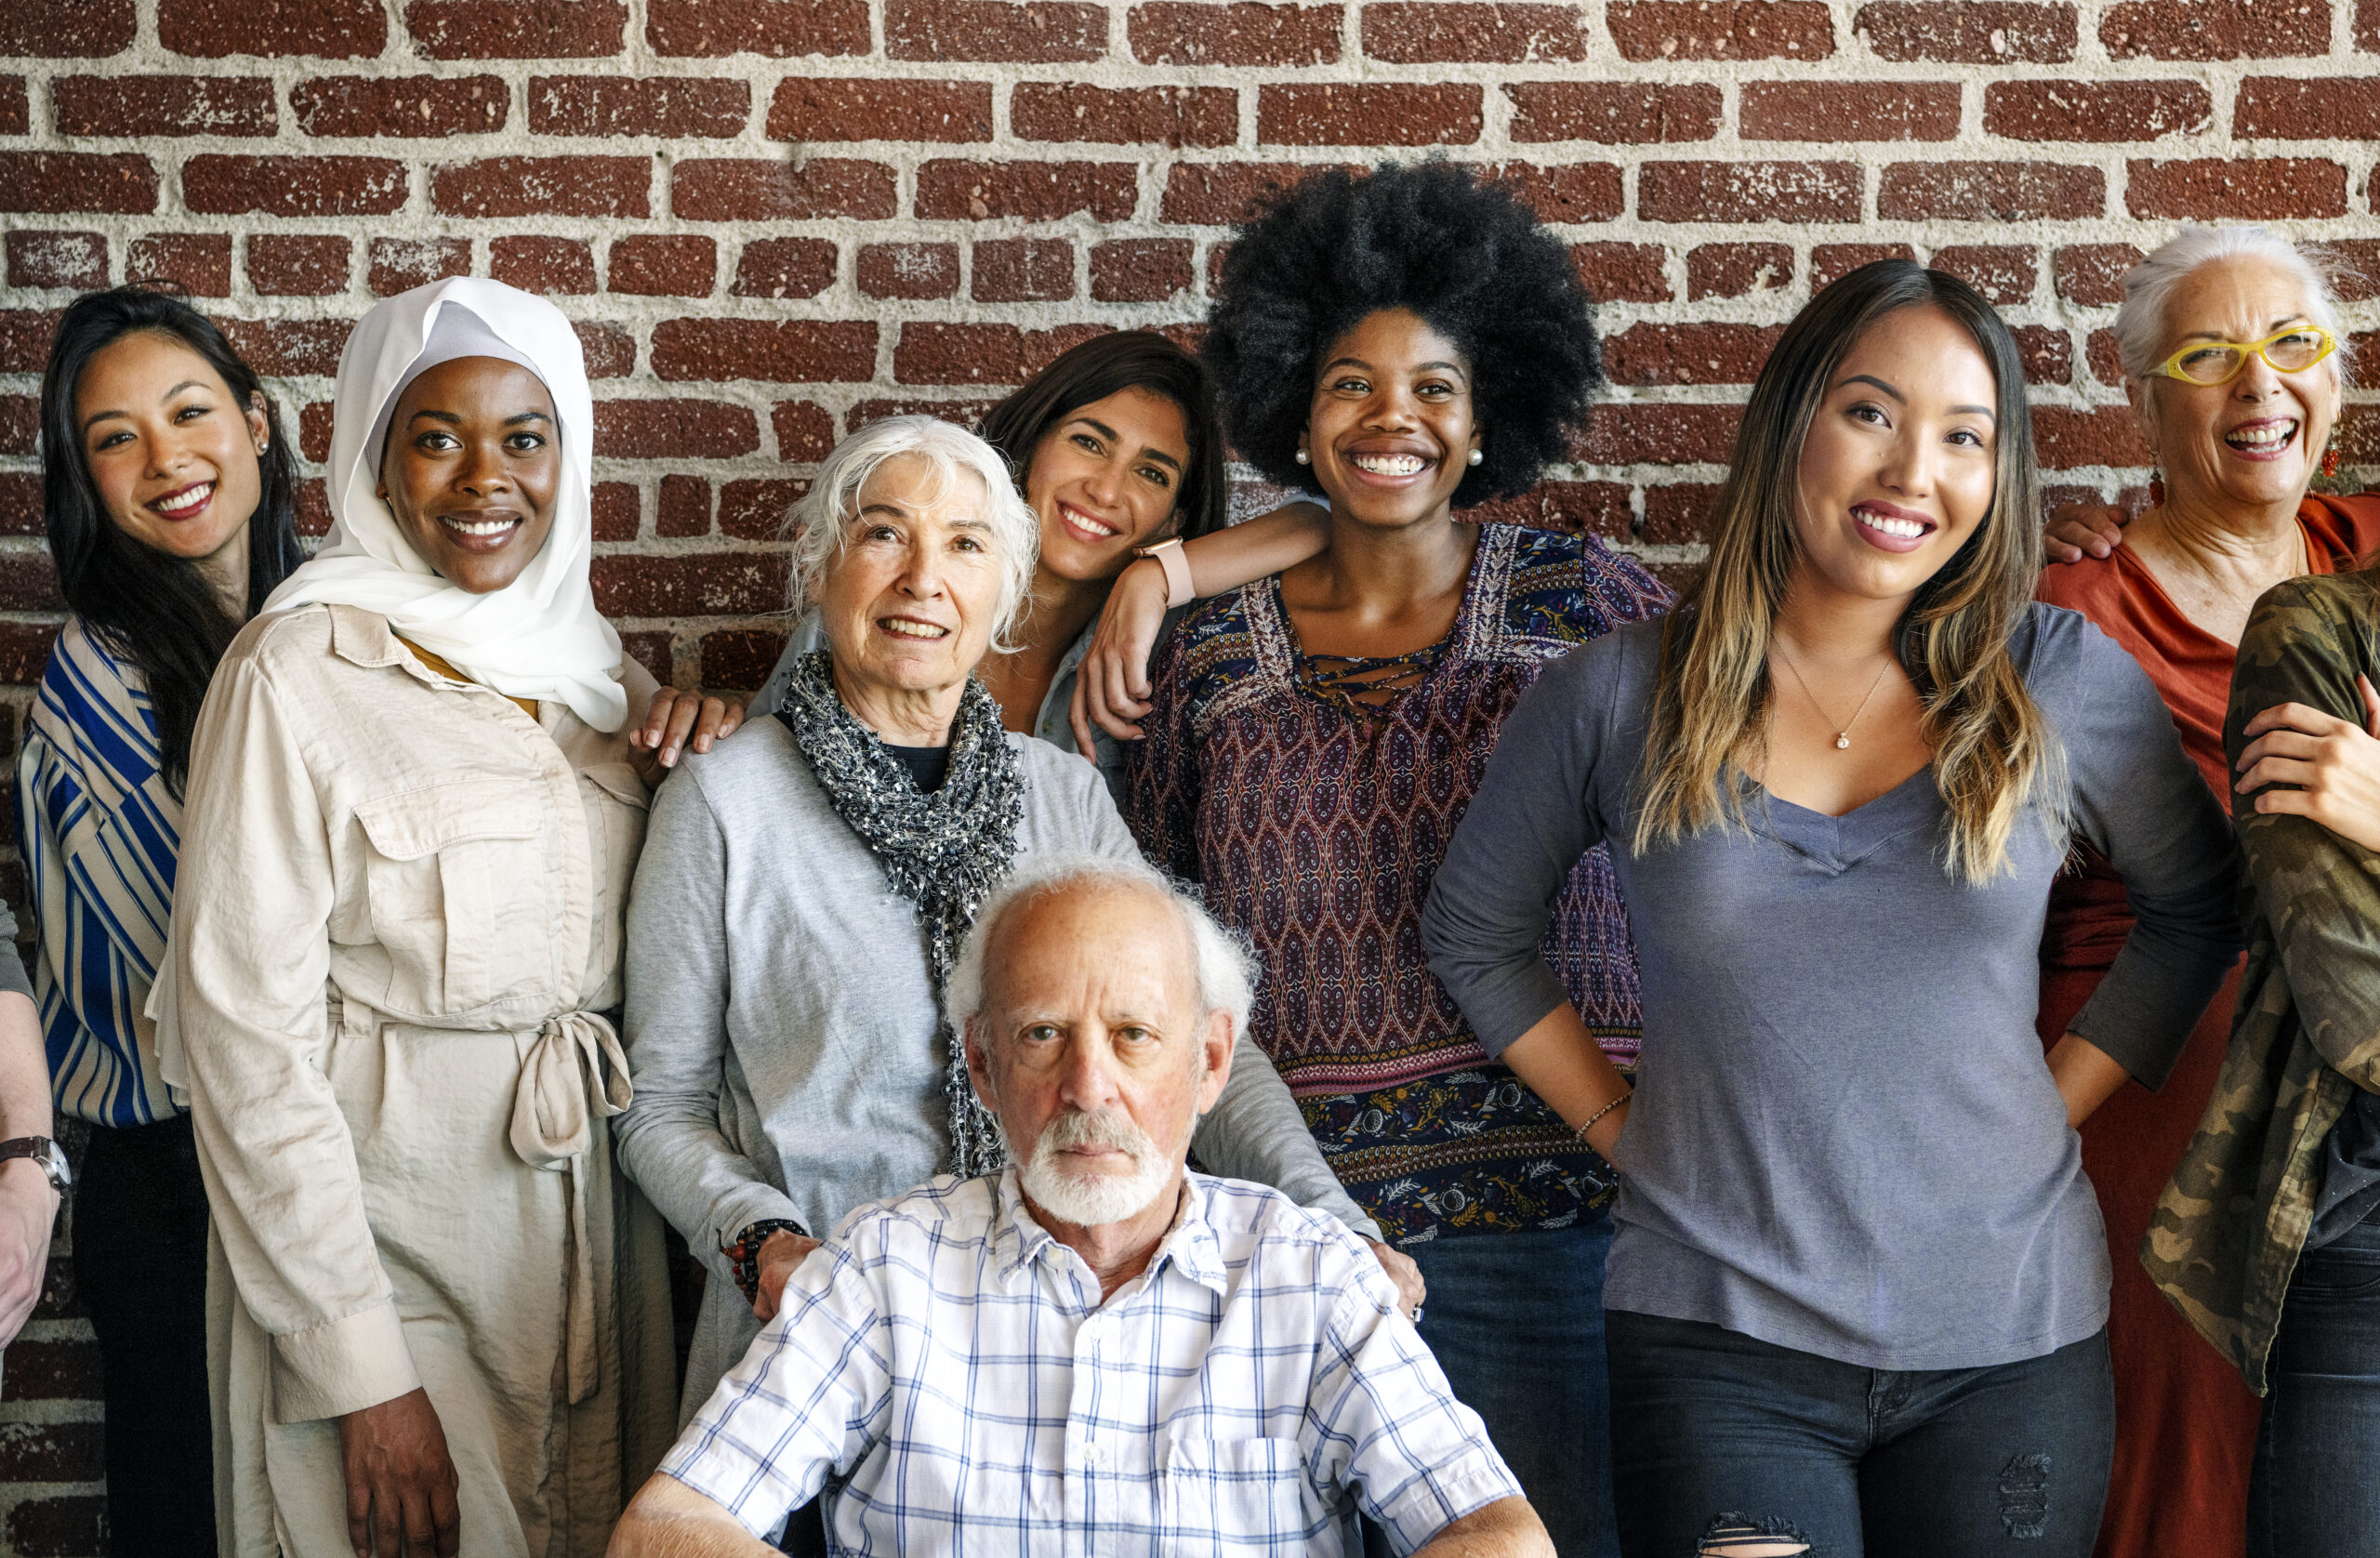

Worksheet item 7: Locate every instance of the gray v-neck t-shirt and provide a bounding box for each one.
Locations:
[1422,604,2241,1371]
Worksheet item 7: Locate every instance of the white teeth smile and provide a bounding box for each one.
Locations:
[879,618,948,640]
[1063,505,1117,538]
[152,482,212,516]
[1854,506,1928,540]
[1353,453,1429,477]
[2226,420,2297,449]
[441,516,518,537]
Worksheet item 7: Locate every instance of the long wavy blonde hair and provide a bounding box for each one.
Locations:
[1633,260,2063,884]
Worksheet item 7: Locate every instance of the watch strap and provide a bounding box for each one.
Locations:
[1134,536,1195,611]
[0,1136,66,1194]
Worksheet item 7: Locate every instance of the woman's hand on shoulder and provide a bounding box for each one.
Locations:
[2043,501,2132,564]
[2237,674,2380,852]
[1071,557,1172,748]
[628,686,746,786]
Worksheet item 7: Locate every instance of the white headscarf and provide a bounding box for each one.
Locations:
[265,276,628,732]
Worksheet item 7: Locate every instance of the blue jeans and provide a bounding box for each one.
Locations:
[2251,1211,2380,1557]
[1606,1311,2113,1557]
[1406,1212,1619,1558]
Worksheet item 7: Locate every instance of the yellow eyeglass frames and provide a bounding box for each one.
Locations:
[2152,325,2338,387]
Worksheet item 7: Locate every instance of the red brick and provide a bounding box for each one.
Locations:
[1565,243,1666,303]
[365,237,469,297]
[128,232,231,295]
[184,155,405,217]
[2033,405,2154,468]
[657,474,711,538]
[406,0,628,57]
[1878,161,2103,221]
[433,157,650,218]
[770,407,834,464]
[1855,2,2076,60]
[1687,242,1791,300]
[769,80,992,143]
[1483,162,1624,223]
[6,231,107,290]
[0,0,135,57]
[916,160,1137,221]
[610,235,717,297]
[299,401,334,461]
[734,238,837,299]
[292,75,508,139]
[615,630,673,681]
[531,76,747,139]
[492,236,595,295]
[2056,244,2144,304]
[1506,83,1720,143]
[0,397,34,456]
[859,242,960,299]
[1609,1,1833,59]
[1983,79,2210,142]
[1741,81,1960,140]
[1160,161,1359,224]
[2363,0,2380,51]
[1363,3,1592,60]
[2322,241,2380,301]
[699,627,791,689]
[673,158,895,220]
[1013,85,1238,147]
[0,1420,99,1483]
[593,400,759,459]
[1640,161,1860,223]
[0,1338,99,1399]
[577,323,637,378]
[724,476,811,535]
[1579,403,1743,465]
[2088,327,2128,385]
[160,0,385,57]
[1930,244,2036,305]
[1466,480,1633,537]
[2102,0,2329,59]
[1606,323,1783,386]
[647,0,869,54]
[650,320,877,383]
[0,78,24,135]
[591,482,640,541]
[6,1493,107,1558]
[0,313,51,377]
[247,234,350,296]
[2336,403,2380,465]
[888,0,1106,60]
[1091,238,1194,301]
[218,318,353,376]
[0,153,156,214]
[2237,76,2380,139]
[2016,329,2070,389]
[1812,242,1917,289]
[1259,83,1482,146]
[973,237,1074,302]
[1130,3,1340,62]
[593,552,789,616]
[55,74,276,137]
[1638,482,1715,543]
[2128,157,2345,218]
[895,323,1108,385]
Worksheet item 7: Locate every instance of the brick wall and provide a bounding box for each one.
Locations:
[4,1,2379,1549]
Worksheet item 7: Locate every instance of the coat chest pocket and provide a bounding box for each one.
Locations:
[352,780,549,1017]
[1162,1436,1321,1551]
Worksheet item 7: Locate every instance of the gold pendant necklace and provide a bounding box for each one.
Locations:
[1773,643,1893,751]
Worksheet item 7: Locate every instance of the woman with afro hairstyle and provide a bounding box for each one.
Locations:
[1122,161,1670,1556]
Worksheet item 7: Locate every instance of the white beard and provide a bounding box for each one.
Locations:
[1018,1105,1178,1228]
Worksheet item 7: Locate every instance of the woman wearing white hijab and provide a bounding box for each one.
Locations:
[165,278,678,1558]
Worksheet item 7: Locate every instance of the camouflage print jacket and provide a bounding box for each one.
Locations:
[2146,569,2380,1394]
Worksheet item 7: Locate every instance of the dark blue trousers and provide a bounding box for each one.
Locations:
[2251,1210,2380,1558]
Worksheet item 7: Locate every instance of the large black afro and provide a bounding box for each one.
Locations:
[1202,161,1600,508]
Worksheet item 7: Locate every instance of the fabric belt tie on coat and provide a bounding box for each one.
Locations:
[509,1010,632,1405]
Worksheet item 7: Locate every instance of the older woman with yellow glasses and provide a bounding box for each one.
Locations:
[2039,224,2380,1558]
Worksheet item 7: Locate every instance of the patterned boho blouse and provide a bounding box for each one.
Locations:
[1126,523,1671,1247]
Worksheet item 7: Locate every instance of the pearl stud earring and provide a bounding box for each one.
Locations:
[1466,449,1484,467]
[1294,449,1310,465]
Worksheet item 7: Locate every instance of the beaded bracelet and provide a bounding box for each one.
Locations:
[1573,1091,1630,1142]
[724,1218,809,1306]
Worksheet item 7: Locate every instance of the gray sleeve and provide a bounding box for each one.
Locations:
[2059,621,2243,1088]
[615,761,805,1271]
[1423,642,1619,1057]
[1192,1036,1382,1243]
[0,903,31,1003]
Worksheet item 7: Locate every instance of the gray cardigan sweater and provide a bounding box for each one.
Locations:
[616,715,1379,1421]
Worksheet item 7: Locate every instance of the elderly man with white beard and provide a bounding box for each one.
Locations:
[609,852,1549,1558]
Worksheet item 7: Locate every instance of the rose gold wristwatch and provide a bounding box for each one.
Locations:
[1132,536,1195,611]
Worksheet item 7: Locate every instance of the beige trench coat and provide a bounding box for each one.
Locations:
[166,604,676,1557]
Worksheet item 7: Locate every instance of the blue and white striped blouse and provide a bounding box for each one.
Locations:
[19,620,183,1127]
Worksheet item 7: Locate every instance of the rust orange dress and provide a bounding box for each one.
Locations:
[2035,492,2380,1558]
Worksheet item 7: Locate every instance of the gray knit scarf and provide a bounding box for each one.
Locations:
[775,651,1023,1178]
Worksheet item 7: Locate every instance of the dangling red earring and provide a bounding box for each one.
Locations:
[2148,470,2166,508]
[2323,447,2342,482]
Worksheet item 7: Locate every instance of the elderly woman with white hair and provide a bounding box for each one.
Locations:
[2030,224,2380,1558]
[611,418,1396,1491]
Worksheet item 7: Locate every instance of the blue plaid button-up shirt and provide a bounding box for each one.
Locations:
[663,1169,1519,1557]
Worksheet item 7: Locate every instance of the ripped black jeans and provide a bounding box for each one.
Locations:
[1606,1312,2113,1558]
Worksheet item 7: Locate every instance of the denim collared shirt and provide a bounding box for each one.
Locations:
[661,1170,1518,1556]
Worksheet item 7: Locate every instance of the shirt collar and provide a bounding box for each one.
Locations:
[990,1168,1231,1302]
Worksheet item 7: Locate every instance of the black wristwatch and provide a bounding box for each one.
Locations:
[0,1137,70,1195]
